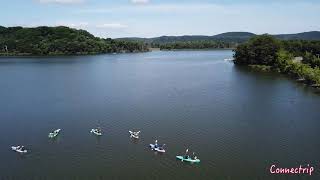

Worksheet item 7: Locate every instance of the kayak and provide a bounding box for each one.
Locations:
[154,147,166,153]
[176,156,200,163]
[48,129,61,138]
[90,129,102,136]
[150,143,166,153]
[11,146,27,153]
[129,131,140,139]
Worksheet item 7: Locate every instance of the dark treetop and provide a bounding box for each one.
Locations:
[0,26,149,56]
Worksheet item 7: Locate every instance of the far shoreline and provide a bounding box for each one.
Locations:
[0,51,149,58]
[0,48,235,58]
[158,48,235,51]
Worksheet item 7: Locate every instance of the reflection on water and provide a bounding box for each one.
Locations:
[0,50,319,180]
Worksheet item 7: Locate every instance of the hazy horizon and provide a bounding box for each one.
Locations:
[114,31,320,39]
[1,0,320,38]
[1,25,319,39]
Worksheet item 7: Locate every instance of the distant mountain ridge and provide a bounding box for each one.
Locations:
[274,31,320,40]
[117,31,320,44]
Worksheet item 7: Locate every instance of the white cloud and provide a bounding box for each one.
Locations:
[96,23,128,29]
[21,1,320,38]
[77,3,228,14]
[37,0,84,4]
[24,21,127,31]
[131,0,150,5]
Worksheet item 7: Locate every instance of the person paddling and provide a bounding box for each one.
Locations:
[155,140,158,148]
[184,149,189,159]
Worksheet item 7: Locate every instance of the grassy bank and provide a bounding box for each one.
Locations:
[248,65,273,72]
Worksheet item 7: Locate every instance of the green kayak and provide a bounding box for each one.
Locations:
[176,156,200,163]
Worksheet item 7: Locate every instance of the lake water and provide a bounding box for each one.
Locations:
[0,50,319,180]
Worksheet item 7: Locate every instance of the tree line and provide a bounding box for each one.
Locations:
[150,41,238,50]
[234,35,320,86]
[0,26,149,56]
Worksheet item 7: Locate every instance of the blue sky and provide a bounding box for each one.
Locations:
[1,0,319,38]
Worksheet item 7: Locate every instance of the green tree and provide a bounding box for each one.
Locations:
[234,35,281,65]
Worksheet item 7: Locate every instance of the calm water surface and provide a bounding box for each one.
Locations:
[0,50,319,180]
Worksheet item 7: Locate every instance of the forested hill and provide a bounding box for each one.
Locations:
[0,26,148,56]
[118,32,256,44]
[118,31,320,44]
[274,31,320,41]
[117,32,256,50]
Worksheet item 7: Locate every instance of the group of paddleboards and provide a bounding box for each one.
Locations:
[12,127,101,154]
[12,128,200,164]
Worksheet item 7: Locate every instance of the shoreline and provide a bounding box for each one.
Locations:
[245,64,320,90]
[159,48,235,51]
[0,50,150,58]
[0,49,234,57]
